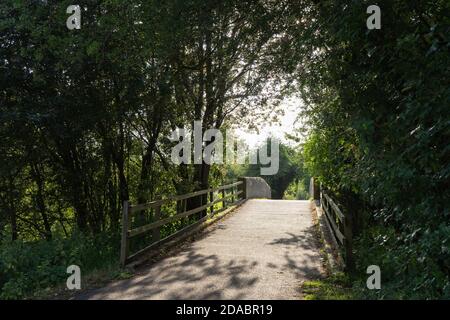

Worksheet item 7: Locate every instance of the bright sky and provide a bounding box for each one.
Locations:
[234,97,304,148]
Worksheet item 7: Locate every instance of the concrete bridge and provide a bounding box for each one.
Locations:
[78,178,323,299]
[77,178,321,299]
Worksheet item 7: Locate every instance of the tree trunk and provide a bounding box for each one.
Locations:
[31,163,52,241]
[10,207,18,241]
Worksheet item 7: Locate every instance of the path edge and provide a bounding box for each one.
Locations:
[310,199,344,273]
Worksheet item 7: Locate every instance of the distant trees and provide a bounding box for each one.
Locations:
[242,141,307,199]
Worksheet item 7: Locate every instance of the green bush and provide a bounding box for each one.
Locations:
[299,0,449,299]
[353,225,450,300]
[0,231,120,299]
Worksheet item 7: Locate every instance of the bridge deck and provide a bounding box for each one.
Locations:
[79,199,322,299]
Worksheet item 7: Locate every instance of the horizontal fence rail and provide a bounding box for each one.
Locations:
[320,188,354,271]
[120,181,245,266]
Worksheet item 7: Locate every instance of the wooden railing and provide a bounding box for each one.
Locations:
[320,188,354,271]
[120,180,245,266]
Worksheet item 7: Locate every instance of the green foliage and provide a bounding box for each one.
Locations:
[2,0,447,300]
[283,179,310,200]
[353,225,450,299]
[1,0,301,298]
[234,140,308,199]
[302,273,355,300]
[0,232,120,299]
[297,0,450,298]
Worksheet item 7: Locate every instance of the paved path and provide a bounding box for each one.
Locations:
[78,200,322,300]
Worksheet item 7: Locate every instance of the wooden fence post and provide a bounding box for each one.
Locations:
[198,194,204,219]
[209,192,214,215]
[310,177,320,201]
[152,205,161,242]
[120,200,130,267]
[238,177,247,199]
[222,189,226,208]
[344,212,354,272]
[183,199,188,224]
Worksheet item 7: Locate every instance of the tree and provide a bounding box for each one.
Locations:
[295,0,449,298]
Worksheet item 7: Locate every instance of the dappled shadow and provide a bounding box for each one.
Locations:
[77,201,323,300]
[268,225,319,251]
[77,248,260,300]
[267,225,323,280]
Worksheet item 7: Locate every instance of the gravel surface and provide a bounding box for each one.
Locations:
[77,200,322,300]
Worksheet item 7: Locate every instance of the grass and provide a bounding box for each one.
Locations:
[33,264,128,300]
[302,272,356,300]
